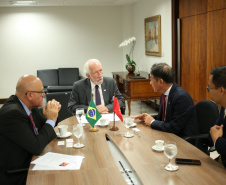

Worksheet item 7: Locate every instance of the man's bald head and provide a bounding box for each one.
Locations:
[16,75,42,96]
[15,75,45,109]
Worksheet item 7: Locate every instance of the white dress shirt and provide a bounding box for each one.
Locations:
[90,81,105,106]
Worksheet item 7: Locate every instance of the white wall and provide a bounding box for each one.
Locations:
[121,0,172,72]
[0,0,172,98]
[0,6,123,98]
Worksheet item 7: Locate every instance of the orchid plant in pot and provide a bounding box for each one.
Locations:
[119,37,136,73]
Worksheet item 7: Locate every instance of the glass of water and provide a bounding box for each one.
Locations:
[123,118,134,138]
[76,108,84,124]
[73,124,84,148]
[164,141,178,171]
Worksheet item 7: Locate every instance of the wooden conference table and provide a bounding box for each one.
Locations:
[27,116,226,185]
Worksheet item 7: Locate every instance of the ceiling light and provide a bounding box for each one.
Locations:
[9,1,37,6]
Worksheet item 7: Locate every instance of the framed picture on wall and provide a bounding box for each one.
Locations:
[144,15,161,56]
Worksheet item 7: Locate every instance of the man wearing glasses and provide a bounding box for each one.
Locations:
[0,75,61,185]
[207,66,226,167]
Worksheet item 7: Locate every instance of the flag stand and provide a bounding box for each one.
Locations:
[89,125,98,132]
[110,112,119,131]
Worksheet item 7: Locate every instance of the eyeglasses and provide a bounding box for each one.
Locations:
[206,86,219,92]
[25,91,45,96]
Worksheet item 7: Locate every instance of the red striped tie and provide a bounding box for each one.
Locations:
[29,113,38,135]
[162,95,166,121]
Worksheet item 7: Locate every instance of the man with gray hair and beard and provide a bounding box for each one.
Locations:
[68,59,124,114]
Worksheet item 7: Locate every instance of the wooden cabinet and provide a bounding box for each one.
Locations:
[112,71,161,116]
[176,0,226,104]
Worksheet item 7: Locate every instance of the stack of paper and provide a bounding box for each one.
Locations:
[31,152,85,170]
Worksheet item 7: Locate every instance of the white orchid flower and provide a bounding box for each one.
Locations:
[118,37,136,48]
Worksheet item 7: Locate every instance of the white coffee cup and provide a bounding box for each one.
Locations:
[155,140,164,149]
[124,117,133,124]
[58,125,68,136]
[100,118,108,125]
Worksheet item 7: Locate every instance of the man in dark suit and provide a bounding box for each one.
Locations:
[134,63,199,139]
[208,66,226,167]
[0,75,61,185]
[68,59,124,114]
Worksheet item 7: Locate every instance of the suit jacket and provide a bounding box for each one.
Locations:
[151,83,199,138]
[0,95,57,185]
[68,77,125,113]
[209,107,226,167]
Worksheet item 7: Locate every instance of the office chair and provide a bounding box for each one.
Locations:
[37,69,59,93]
[120,106,125,115]
[184,100,219,155]
[58,68,80,86]
[46,92,73,123]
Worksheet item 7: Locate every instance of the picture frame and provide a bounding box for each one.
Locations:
[144,15,161,56]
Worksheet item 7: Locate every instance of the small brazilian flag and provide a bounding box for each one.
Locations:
[86,99,102,127]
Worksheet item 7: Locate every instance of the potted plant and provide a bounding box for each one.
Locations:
[119,37,136,73]
[125,54,136,73]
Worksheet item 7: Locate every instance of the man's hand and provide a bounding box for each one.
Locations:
[144,114,155,126]
[210,124,223,143]
[43,99,61,122]
[133,113,155,126]
[96,105,109,114]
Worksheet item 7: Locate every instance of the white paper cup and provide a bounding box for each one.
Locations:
[58,125,68,136]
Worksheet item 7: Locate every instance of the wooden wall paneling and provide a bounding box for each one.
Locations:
[181,14,207,104]
[179,0,207,18]
[207,9,226,99]
[208,0,226,11]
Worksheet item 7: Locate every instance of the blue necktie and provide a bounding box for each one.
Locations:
[95,85,101,105]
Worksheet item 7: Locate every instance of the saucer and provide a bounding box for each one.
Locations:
[124,133,134,138]
[73,143,85,148]
[56,132,72,139]
[129,123,137,128]
[96,121,110,127]
[152,145,164,152]
[98,123,109,127]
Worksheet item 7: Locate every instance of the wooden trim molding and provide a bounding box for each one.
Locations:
[0,98,8,104]
[172,0,179,83]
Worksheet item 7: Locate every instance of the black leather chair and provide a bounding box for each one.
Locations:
[121,106,125,115]
[184,100,219,154]
[46,92,73,122]
[37,69,58,93]
[58,68,80,86]
[47,86,73,93]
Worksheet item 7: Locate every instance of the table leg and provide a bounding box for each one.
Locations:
[127,100,131,116]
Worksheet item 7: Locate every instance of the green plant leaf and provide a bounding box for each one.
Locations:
[126,54,131,64]
[131,60,136,65]
[125,64,128,70]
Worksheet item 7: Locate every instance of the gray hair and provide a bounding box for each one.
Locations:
[83,59,102,74]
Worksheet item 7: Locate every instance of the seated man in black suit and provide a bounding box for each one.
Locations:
[208,66,226,167]
[0,75,61,185]
[134,63,199,139]
[68,59,124,114]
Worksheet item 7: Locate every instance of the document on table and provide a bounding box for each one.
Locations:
[31,152,85,170]
[79,113,121,124]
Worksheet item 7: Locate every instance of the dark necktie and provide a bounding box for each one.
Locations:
[29,113,38,135]
[95,85,101,105]
[161,94,166,121]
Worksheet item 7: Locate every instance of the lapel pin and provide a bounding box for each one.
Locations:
[104,89,106,91]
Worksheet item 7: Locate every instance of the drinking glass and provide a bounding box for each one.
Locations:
[123,118,134,138]
[73,124,84,148]
[164,141,178,171]
[76,108,84,124]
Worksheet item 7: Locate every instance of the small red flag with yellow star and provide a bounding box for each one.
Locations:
[113,97,123,122]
